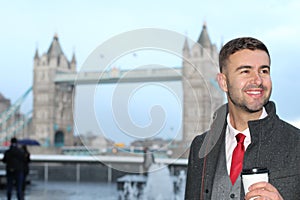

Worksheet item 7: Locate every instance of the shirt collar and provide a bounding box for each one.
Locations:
[259,107,268,120]
[227,107,268,137]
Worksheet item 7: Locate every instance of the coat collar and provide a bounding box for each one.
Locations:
[198,101,277,157]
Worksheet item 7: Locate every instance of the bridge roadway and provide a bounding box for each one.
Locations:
[0,154,187,183]
[54,67,182,84]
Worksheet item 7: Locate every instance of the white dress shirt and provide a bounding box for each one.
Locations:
[225,107,268,174]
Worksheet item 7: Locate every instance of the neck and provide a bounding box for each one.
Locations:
[228,105,263,131]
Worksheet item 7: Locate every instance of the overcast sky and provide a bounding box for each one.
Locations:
[1,0,300,143]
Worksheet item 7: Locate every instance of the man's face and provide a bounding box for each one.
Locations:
[218,49,272,113]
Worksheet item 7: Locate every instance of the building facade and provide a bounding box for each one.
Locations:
[32,34,76,147]
[182,23,224,148]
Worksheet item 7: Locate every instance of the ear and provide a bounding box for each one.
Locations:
[217,73,228,92]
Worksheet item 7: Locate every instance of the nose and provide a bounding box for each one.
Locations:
[252,72,263,85]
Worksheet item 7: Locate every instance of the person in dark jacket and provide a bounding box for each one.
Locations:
[3,137,25,200]
[21,145,30,192]
[143,147,155,175]
[185,37,300,200]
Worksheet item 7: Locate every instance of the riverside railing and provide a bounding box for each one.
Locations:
[0,154,188,183]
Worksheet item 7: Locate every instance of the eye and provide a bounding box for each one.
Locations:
[241,69,250,74]
[260,68,270,74]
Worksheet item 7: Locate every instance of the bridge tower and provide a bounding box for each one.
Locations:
[32,34,76,147]
[182,23,224,149]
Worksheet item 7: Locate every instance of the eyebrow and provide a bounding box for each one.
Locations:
[235,65,270,72]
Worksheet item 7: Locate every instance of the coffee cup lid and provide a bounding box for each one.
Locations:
[241,167,269,175]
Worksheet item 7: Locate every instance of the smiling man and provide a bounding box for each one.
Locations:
[185,37,300,200]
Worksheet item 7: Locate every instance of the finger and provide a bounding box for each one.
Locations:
[248,182,277,192]
[245,189,281,200]
[246,183,283,200]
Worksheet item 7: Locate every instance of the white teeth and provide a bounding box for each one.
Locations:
[247,91,261,94]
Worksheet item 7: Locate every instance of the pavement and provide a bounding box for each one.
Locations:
[0,181,118,200]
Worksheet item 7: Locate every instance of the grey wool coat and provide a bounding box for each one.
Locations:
[185,101,300,200]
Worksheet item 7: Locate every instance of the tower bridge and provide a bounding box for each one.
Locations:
[0,24,224,154]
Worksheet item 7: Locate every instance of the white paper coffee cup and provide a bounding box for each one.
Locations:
[241,168,269,196]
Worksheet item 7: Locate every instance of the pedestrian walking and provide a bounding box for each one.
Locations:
[2,137,25,200]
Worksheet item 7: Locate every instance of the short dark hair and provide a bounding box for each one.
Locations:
[10,137,17,144]
[219,37,270,72]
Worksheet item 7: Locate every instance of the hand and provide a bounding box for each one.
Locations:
[244,182,283,200]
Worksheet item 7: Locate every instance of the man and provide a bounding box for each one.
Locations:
[185,37,300,200]
[143,147,155,175]
[3,137,25,200]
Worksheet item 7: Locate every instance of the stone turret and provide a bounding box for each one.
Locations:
[46,34,74,71]
[47,34,63,57]
[34,48,39,60]
[70,52,77,71]
[182,37,191,59]
[197,23,212,48]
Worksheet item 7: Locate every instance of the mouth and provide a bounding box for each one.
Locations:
[245,89,264,98]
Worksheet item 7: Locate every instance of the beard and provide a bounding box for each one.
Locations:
[227,83,271,113]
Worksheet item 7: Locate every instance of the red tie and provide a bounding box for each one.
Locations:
[230,133,246,185]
